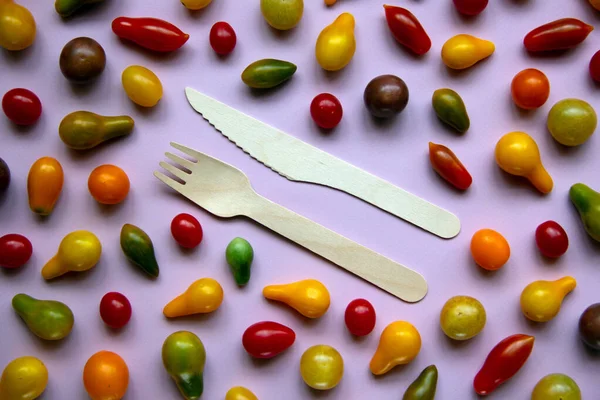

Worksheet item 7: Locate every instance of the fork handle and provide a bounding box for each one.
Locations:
[246,195,428,302]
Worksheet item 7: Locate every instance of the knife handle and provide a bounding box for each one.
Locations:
[246,195,428,302]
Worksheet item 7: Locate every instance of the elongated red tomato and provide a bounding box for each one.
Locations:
[383,5,431,55]
[429,142,472,190]
[474,334,535,395]
[242,321,295,359]
[524,18,593,52]
[112,17,189,52]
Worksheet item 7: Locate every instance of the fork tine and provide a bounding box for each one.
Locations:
[154,171,185,192]
[165,152,195,170]
[170,142,204,161]
[159,161,189,181]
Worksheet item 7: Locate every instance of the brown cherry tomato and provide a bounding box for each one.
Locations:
[511,69,550,110]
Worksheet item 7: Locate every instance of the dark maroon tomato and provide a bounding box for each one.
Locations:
[242,321,296,358]
[99,292,132,328]
[209,21,237,55]
[590,50,600,83]
[171,213,203,249]
[310,93,343,129]
[0,234,33,269]
[2,88,42,125]
[344,298,376,336]
[453,0,488,16]
[535,220,568,258]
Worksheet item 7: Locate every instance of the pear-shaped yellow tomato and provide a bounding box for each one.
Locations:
[163,278,224,317]
[315,13,356,71]
[42,230,102,279]
[263,279,330,318]
[300,345,344,390]
[122,65,163,107]
[370,321,421,375]
[0,356,48,400]
[520,277,576,322]
[441,34,494,70]
[0,0,36,51]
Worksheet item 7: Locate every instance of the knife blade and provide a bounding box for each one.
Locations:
[185,87,461,239]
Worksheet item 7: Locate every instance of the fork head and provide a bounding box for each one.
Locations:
[154,142,254,218]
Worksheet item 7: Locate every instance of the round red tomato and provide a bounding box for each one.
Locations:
[535,221,568,258]
[590,50,600,83]
[171,213,203,249]
[100,292,132,328]
[453,0,488,15]
[0,234,33,269]
[2,88,42,125]
[209,21,237,55]
[242,321,296,358]
[511,69,550,110]
[310,93,343,129]
[344,298,376,336]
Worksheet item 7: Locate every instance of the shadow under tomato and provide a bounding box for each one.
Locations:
[307,385,338,397]
[261,298,324,326]
[65,136,132,161]
[523,315,553,331]
[439,326,479,350]
[492,162,548,197]
[370,363,410,381]
[545,133,586,157]
[247,79,295,99]
[112,38,192,63]
[162,309,220,324]
[1,45,35,63]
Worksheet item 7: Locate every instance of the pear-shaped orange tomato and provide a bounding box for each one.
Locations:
[27,157,64,216]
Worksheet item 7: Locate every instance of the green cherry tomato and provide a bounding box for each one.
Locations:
[122,65,163,107]
[226,237,253,286]
[241,59,297,89]
[531,373,581,400]
[300,345,343,390]
[440,295,486,340]
[547,98,597,147]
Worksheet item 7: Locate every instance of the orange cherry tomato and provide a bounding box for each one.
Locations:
[88,165,130,205]
[83,351,129,400]
[510,69,550,110]
[470,229,510,271]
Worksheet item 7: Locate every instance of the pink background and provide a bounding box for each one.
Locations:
[1,0,599,398]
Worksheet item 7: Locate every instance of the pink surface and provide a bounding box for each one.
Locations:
[1,0,599,398]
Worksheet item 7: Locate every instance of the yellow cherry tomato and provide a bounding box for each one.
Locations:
[370,321,421,375]
[300,345,344,390]
[441,34,494,70]
[315,13,356,71]
[41,230,102,280]
[181,0,213,10]
[226,386,258,400]
[520,277,576,322]
[83,351,129,400]
[440,295,486,340]
[470,229,510,271]
[122,65,163,107]
[0,356,48,400]
[0,0,36,51]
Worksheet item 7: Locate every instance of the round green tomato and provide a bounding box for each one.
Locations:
[260,0,303,31]
[226,237,253,286]
[547,98,597,147]
[531,373,581,400]
[440,295,486,340]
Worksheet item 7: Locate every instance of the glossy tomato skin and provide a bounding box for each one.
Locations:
[535,221,568,258]
[524,18,594,52]
[429,142,472,190]
[473,334,535,395]
[83,351,129,400]
[112,17,189,52]
[100,292,132,328]
[209,22,236,55]
[310,93,343,129]
[383,5,431,55]
[511,69,550,110]
[590,50,600,83]
[453,0,488,15]
[344,298,376,336]
[171,213,203,249]
[242,321,296,358]
[2,88,42,125]
[0,234,33,269]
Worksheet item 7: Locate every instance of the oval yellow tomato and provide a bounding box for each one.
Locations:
[122,65,163,107]
[83,351,129,400]
[0,356,48,400]
[0,1,36,51]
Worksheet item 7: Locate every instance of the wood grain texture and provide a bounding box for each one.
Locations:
[155,142,428,302]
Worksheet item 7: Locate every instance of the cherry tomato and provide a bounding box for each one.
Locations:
[209,21,236,55]
[470,229,510,271]
[590,50,600,83]
[344,298,376,336]
[310,93,343,129]
[83,351,129,400]
[383,5,431,55]
[111,17,189,52]
[511,69,550,110]
[88,165,130,205]
[535,221,568,258]
[242,321,296,358]
[0,234,33,269]
[2,88,42,125]
[99,292,132,328]
[170,213,203,249]
[453,0,488,16]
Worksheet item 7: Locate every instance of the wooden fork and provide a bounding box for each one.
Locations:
[154,142,428,302]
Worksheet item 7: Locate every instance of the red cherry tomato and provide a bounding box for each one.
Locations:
[535,221,568,258]
[590,50,600,83]
[344,298,376,336]
[170,213,203,249]
[453,0,488,16]
[99,292,132,328]
[310,93,343,129]
[242,321,296,358]
[2,88,42,125]
[0,234,33,269]
[209,21,236,55]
